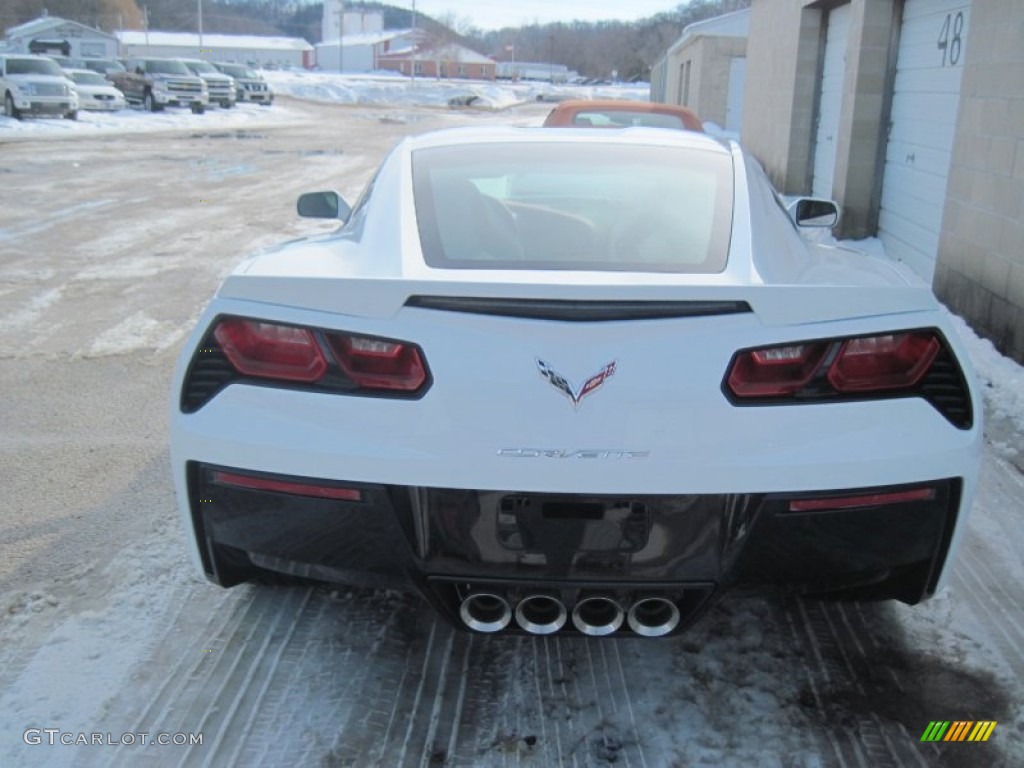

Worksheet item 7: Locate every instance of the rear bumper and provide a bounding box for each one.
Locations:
[184,461,962,635]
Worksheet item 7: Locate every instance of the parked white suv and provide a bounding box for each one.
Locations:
[1,53,78,120]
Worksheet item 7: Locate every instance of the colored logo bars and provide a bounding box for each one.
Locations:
[920,721,997,742]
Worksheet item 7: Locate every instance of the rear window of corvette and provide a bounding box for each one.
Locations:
[412,142,733,273]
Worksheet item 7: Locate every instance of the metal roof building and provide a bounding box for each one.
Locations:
[4,15,119,59]
[116,30,315,69]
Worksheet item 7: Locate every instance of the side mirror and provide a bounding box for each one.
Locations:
[788,197,839,228]
[297,190,351,222]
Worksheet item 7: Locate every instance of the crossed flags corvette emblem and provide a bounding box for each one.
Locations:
[536,358,616,409]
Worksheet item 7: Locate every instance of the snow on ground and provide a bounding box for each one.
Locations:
[262,69,649,110]
[945,309,1024,463]
[0,101,304,138]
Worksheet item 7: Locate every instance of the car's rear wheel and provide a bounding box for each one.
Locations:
[221,100,233,109]
[4,92,21,120]
[65,110,78,121]
[191,103,205,115]
[143,90,162,112]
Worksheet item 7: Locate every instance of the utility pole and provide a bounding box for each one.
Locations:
[410,0,417,82]
[198,0,203,49]
[334,0,345,72]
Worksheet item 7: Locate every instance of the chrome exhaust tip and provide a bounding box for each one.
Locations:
[571,594,625,636]
[460,592,512,633]
[514,593,568,635]
[627,596,680,637]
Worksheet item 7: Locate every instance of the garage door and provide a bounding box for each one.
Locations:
[725,57,746,133]
[878,0,970,280]
[811,3,851,199]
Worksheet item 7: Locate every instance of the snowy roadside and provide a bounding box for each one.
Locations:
[261,69,650,110]
[0,100,306,139]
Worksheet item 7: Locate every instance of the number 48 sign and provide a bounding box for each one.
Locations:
[937,10,966,67]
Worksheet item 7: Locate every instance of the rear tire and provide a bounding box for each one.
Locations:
[221,100,233,109]
[4,92,21,120]
[65,110,78,121]
[191,103,205,115]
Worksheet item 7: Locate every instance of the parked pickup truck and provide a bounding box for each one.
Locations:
[180,59,236,108]
[110,57,208,113]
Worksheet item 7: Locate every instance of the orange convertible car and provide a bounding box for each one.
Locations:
[542,99,703,132]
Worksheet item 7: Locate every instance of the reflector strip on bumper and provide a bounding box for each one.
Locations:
[212,470,362,501]
[788,487,936,512]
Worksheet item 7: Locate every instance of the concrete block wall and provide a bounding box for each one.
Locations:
[742,0,822,194]
[934,0,1024,362]
[830,0,897,238]
[693,36,747,129]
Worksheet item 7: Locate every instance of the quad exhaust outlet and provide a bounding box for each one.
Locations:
[457,588,688,637]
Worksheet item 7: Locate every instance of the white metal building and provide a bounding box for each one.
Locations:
[650,10,750,133]
[4,15,118,59]
[116,30,315,69]
[315,29,419,73]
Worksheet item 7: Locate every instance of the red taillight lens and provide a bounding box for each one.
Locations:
[827,332,940,392]
[214,319,327,382]
[727,342,828,397]
[212,471,362,501]
[328,334,427,391]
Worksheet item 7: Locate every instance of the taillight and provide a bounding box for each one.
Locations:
[183,316,431,411]
[828,332,940,392]
[327,334,427,391]
[214,318,327,382]
[726,342,828,396]
[723,330,971,428]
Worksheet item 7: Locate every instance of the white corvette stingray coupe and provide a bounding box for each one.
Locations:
[171,126,982,637]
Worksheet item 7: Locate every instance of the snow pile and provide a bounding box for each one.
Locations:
[0,101,302,138]
[262,69,650,110]
[944,309,1024,460]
